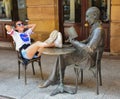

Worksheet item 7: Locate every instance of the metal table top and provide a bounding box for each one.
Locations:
[42,46,76,55]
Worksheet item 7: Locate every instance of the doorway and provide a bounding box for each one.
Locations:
[59,0,110,52]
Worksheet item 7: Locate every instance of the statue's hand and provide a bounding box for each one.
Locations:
[84,46,93,54]
[69,38,72,43]
[69,37,76,43]
[65,37,75,44]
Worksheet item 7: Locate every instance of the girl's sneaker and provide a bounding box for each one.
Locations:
[54,32,63,48]
[44,30,58,44]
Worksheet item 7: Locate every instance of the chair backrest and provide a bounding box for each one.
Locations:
[12,41,29,64]
[97,47,104,60]
[12,42,20,59]
[88,45,104,68]
[13,38,41,64]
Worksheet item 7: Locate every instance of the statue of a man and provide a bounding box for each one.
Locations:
[39,7,105,88]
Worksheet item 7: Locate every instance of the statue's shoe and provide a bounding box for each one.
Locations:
[38,80,59,88]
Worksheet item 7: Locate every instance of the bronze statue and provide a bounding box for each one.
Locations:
[39,7,105,88]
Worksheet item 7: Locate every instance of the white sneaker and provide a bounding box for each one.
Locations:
[54,32,63,48]
[44,30,58,44]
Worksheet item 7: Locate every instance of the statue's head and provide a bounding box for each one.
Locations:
[86,7,100,25]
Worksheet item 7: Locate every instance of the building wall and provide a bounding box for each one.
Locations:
[111,0,120,54]
[26,0,120,54]
[26,0,59,41]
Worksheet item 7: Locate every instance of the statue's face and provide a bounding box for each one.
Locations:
[85,11,95,25]
[85,7,100,25]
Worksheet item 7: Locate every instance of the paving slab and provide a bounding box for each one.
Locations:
[0,49,120,99]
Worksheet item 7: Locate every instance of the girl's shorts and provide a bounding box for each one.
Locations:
[21,49,30,59]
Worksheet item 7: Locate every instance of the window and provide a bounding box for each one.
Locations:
[17,0,27,21]
[63,0,110,23]
[0,0,27,21]
[63,0,81,23]
[0,0,12,20]
[89,0,110,23]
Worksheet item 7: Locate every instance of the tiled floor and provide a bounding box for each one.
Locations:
[0,49,120,99]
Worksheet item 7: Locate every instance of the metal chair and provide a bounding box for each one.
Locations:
[16,51,44,85]
[73,48,103,94]
[13,39,44,85]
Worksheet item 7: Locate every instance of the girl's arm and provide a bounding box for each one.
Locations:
[24,24,36,31]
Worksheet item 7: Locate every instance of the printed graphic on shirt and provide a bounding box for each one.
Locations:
[20,33,29,42]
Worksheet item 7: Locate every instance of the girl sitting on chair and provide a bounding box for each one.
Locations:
[5,21,62,60]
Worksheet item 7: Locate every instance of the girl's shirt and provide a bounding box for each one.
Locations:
[7,28,33,51]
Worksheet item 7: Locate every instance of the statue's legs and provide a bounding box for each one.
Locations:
[38,50,86,88]
[39,55,66,88]
[50,55,75,96]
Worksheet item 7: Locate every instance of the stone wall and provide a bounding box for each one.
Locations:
[110,0,120,54]
[26,0,59,41]
[26,0,120,54]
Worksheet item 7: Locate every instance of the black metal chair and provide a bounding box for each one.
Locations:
[16,51,44,85]
[13,39,44,85]
[73,48,103,95]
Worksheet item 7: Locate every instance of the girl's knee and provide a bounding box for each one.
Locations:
[35,41,42,45]
[35,41,46,47]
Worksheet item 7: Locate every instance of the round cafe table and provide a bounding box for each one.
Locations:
[42,46,76,96]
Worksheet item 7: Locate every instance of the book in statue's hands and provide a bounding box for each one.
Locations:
[65,26,78,39]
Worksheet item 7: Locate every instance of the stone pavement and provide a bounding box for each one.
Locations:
[0,49,120,99]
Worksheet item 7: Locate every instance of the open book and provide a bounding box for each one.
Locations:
[65,26,78,39]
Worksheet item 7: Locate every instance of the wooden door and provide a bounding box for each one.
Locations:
[59,0,110,52]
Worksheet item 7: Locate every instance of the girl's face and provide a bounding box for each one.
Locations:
[15,21,24,32]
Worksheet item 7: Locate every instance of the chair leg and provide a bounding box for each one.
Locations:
[38,59,44,80]
[99,62,102,86]
[32,62,35,75]
[81,69,83,84]
[18,61,20,79]
[74,67,80,93]
[96,60,102,95]
[24,65,27,85]
[96,62,99,95]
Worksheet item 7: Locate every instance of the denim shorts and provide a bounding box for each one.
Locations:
[21,49,30,59]
[21,49,39,59]
[20,44,38,59]
[19,44,30,59]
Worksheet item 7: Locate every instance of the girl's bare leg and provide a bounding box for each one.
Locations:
[25,41,55,59]
[37,48,45,57]
[37,43,55,56]
[25,41,42,59]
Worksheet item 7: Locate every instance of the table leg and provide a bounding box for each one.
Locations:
[50,55,75,96]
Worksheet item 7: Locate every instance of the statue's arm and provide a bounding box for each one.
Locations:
[81,37,90,44]
[87,28,103,51]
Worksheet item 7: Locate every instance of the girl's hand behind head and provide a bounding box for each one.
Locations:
[5,25,13,32]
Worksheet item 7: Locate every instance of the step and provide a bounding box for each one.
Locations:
[0,41,13,50]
